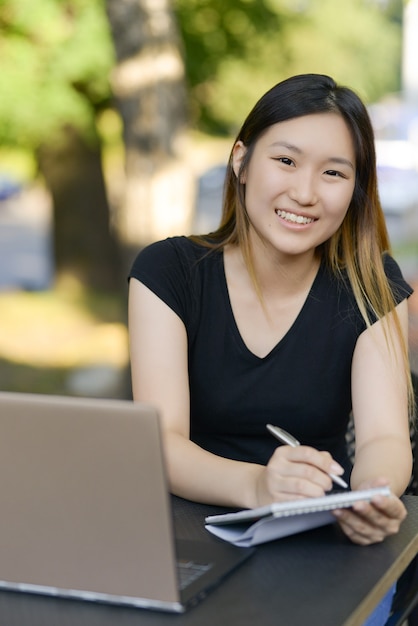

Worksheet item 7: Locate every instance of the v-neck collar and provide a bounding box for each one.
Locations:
[219,252,325,361]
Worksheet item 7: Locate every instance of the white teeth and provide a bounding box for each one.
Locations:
[275,210,315,224]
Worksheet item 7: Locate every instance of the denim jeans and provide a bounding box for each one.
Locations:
[362,584,396,626]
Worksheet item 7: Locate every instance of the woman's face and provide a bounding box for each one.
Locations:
[232,112,356,260]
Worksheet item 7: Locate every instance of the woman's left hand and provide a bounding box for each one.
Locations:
[332,478,407,545]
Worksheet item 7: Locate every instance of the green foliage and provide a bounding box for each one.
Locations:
[174,0,403,134]
[0,0,404,145]
[284,0,402,102]
[0,0,115,147]
[174,0,298,132]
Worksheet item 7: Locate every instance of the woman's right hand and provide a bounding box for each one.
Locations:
[254,445,345,507]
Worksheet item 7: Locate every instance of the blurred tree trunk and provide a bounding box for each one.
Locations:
[105,0,194,267]
[37,125,122,292]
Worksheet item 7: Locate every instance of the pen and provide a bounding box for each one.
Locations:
[266,424,348,489]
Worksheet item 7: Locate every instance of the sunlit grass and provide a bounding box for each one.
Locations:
[0,130,231,397]
[0,279,128,374]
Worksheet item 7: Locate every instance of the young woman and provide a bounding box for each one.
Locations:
[128,74,413,549]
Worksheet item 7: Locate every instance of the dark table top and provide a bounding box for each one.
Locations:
[0,495,417,626]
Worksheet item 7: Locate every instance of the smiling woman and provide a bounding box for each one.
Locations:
[230,112,356,264]
[128,74,414,574]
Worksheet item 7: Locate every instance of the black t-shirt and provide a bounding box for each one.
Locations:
[129,236,413,472]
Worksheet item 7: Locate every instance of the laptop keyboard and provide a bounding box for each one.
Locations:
[177,558,213,590]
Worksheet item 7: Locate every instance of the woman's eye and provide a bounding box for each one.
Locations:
[325,169,346,178]
[275,157,294,166]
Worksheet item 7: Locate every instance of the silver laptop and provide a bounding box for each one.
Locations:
[0,391,252,612]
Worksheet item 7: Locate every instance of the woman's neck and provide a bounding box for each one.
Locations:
[240,235,321,298]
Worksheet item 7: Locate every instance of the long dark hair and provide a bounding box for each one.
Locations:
[204,74,389,268]
[191,74,413,412]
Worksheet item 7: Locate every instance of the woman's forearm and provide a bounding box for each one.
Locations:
[162,431,263,509]
[350,435,412,496]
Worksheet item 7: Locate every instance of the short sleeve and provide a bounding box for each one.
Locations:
[128,237,195,325]
[383,254,414,305]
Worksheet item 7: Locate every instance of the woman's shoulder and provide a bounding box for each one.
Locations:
[128,237,215,326]
[133,235,196,258]
[326,253,414,327]
[136,235,212,262]
[130,236,212,275]
[318,253,413,318]
[326,253,413,296]
[128,237,224,305]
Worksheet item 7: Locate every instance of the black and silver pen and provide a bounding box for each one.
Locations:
[266,424,348,489]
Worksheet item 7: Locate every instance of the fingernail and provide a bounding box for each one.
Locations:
[331,462,343,475]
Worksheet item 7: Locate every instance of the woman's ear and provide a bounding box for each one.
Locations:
[232,141,247,182]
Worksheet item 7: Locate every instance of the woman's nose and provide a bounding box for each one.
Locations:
[288,171,318,206]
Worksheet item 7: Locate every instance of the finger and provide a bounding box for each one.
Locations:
[286,446,344,476]
[369,495,407,521]
[270,475,330,499]
[333,502,403,544]
[336,516,386,545]
[352,493,407,522]
[354,503,403,536]
[269,449,333,494]
[333,508,386,544]
[272,446,342,487]
[266,462,330,499]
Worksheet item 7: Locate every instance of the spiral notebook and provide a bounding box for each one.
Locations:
[205,486,391,547]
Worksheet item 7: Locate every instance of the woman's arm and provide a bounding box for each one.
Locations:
[351,299,412,494]
[128,278,342,508]
[129,278,261,508]
[334,299,412,544]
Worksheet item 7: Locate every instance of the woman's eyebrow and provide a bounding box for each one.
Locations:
[269,140,302,153]
[328,157,355,171]
[268,141,355,171]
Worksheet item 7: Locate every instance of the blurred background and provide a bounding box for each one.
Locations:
[0,0,417,399]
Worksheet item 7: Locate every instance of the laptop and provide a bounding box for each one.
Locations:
[0,391,253,612]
